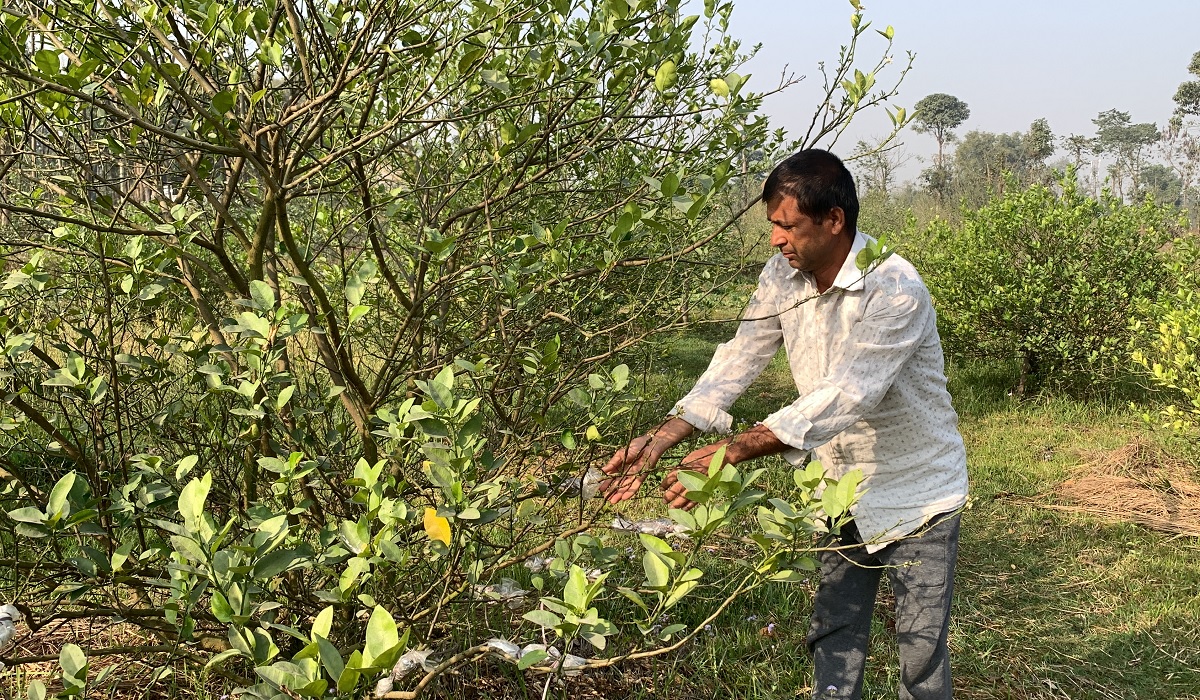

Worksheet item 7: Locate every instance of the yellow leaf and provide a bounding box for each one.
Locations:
[423,508,451,545]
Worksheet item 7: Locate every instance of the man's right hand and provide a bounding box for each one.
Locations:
[598,417,695,505]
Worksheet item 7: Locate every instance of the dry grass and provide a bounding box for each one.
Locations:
[1054,440,1200,537]
[2,615,213,699]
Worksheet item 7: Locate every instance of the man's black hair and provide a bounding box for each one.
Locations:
[763,149,859,233]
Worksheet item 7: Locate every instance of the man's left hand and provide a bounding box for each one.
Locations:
[662,440,733,510]
[661,424,791,510]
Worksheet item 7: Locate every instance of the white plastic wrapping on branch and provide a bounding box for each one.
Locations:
[523,555,555,573]
[483,638,521,662]
[518,643,588,676]
[522,557,603,582]
[611,515,690,538]
[0,604,24,672]
[374,639,593,696]
[375,648,439,696]
[554,467,605,500]
[471,578,530,608]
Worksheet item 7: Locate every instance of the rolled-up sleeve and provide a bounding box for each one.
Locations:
[762,288,929,450]
[671,269,784,433]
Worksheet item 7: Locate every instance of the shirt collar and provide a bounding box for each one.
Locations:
[830,231,870,292]
[788,231,869,292]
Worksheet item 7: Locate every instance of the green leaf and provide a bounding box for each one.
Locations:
[26,680,47,700]
[363,605,399,667]
[174,455,199,481]
[60,642,88,680]
[663,579,698,609]
[253,545,312,578]
[642,551,670,588]
[178,472,212,535]
[638,533,673,555]
[500,121,517,144]
[212,90,235,115]
[7,506,46,524]
[311,606,334,641]
[616,586,648,612]
[654,60,677,92]
[480,69,511,94]
[517,648,549,670]
[203,648,244,672]
[337,652,362,693]
[46,471,76,520]
[34,49,60,75]
[316,636,344,683]
[564,565,588,610]
[675,469,708,493]
[249,279,275,310]
[211,590,234,622]
[276,385,296,411]
[348,304,370,324]
[345,260,377,306]
[769,569,805,583]
[522,609,562,630]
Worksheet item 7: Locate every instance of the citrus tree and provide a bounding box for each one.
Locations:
[907,171,1181,394]
[0,0,910,696]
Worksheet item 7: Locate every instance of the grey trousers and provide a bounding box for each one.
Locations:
[807,512,961,700]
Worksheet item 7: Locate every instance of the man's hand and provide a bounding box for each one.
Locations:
[662,440,732,510]
[598,417,694,505]
[663,423,792,510]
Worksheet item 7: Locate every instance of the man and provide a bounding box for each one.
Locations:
[598,149,968,700]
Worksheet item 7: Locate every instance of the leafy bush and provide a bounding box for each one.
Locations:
[906,172,1182,393]
[0,0,909,696]
[1132,235,1200,444]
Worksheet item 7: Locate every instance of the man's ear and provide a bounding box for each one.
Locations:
[826,206,846,236]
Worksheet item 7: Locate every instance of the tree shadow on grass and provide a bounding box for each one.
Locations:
[947,502,1200,700]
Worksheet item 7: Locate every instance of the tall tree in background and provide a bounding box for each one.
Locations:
[1172,50,1200,116]
[1167,51,1200,225]
[913,92,970,168]
[852,138,913,195]
[1093,109,1159,199]
[951,119,1054,206]
[1135,163,1183,205]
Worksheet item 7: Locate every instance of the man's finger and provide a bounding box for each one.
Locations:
[604,474,645,504]
[603,446,637,473]
[664,486,696,510]
[661,471,697,510]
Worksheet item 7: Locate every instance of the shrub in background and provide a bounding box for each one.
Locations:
[904,171,1182,394]
[1133,235,1200,448]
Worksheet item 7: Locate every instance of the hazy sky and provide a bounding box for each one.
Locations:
[720,0,1200,176]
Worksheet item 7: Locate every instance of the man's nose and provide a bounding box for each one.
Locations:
[769,225,786,248]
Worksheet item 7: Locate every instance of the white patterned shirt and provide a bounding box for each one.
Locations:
[672,232,968,551]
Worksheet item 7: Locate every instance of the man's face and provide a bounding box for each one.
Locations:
[766,196,846,273]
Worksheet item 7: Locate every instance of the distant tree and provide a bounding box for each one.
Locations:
[1063,134,1095,170]
[1093,109,1160,199]
[1156,118,1200,226]
[1173,50,1200,116]
[952,119,1055,206]
[920,164,953,203]
[1165,49,1200,225]
[1135,164,1184,205]
[851,139,913,195]
[913,93,970,167]
[1023,118,1055,164]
